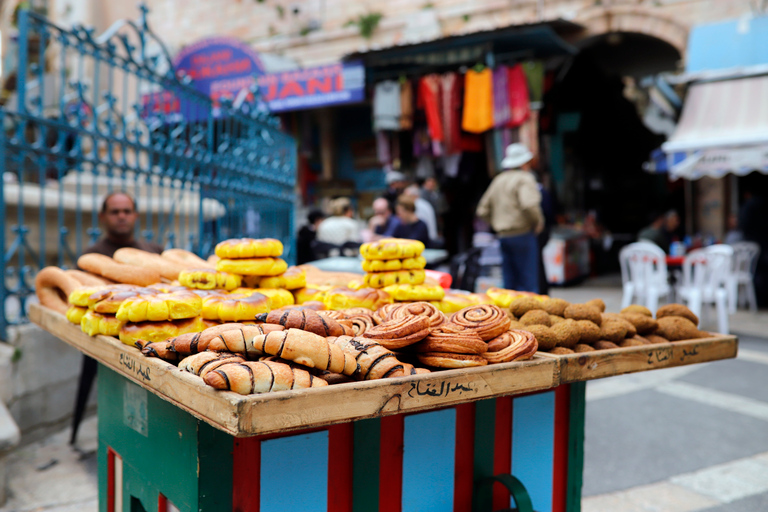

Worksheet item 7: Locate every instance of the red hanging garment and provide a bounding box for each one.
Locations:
[507,64,530,128]
[417,75,444,142]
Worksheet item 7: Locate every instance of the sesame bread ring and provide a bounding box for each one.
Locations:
[161,248,210,268]
[390,301,446,328]
[323,287,393,311]
[113,247,187,281]
[115,291,202,323]
[216,257,288,276]
[416,352,488,368]
[66,306,88,324]
[483,330,538,364]
[118,316,206,347]
[201,292,270,321]
[179,268,242,291]
[360,238,425,260]
[382,284,445,302]
[364,269,426,288]
[78,253,161,286]
[215,238,283,259]
[258,266,307,290]
[451,304,512,341]
[34,267,84,315]
[64,269,113,286]
[361,256,427,273]
[80,310,126,337]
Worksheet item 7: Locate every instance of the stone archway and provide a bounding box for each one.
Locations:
[576,8,689,55]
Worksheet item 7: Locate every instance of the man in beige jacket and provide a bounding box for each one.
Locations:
[476,143,544,292]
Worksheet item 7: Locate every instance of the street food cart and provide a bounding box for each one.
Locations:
[29,304,737,512]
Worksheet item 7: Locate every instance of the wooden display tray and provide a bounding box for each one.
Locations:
[538,334,738,383]
[29,304,558,437]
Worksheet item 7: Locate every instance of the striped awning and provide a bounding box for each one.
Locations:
[661,75,768,180]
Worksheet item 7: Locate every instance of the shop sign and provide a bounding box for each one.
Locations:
[256,61,365,113]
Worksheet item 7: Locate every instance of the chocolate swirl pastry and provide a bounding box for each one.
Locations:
[390,301,446,328]
[255,308,345,337]
[450,304,511,341]
[482,330,538,364]
[363,315,431,349]
[329,335,412,380]
[203,360,326,395]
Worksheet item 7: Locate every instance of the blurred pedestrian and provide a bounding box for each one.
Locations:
[83,191,163,257]
[367,197,401,240]
[392,195,431,246]
[296,209,326,264]
[476,143,543,293]
[404,184,438,243]
[383,171,409,211]
[419,177,448,231]
[316,197,361,246]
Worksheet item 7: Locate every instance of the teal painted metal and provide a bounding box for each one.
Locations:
[0,5,296,338]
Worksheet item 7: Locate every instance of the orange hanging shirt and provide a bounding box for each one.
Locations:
[462,68,494,134]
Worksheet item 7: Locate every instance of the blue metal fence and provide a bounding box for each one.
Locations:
[0,6,296,337]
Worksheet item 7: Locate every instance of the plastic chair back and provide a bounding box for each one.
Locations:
[731,241,760,277]
[620,241,669,290]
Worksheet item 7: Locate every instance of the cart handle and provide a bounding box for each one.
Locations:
[473,473,535,512]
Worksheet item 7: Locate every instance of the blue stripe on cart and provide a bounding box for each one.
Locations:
[512,391,556,512]
[402,409,457,511]
[261,431,329,512]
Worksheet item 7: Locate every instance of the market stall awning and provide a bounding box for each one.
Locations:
[661,74,768,180]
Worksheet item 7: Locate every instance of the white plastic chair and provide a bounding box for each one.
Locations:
[677,246,732,334]
[728,241,760,313]
[619,241,672,312]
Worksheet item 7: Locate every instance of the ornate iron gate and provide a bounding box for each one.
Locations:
[0,7,296,337]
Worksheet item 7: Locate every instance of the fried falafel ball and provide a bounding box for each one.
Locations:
[574,319,602,344]
[601,313,637,337]
[621,304,653,317]
[593,340,620,350]
[508,320,526,330]
[563,303,602,325]
[656,304,699,326]
[644,334,671,344]
[585,298,606,313]
[549,315,565,325]
[525,324,558,351]
[509,296,546,318]
[550,347,575,355]
[620,313,659,335]
[574,343,596,352]
[600,320,628,342]
[551,318,580,348]
[519,309,552,327]
[541,297,570,316]
[619,338,646,347]
[631,335,651,344]
[655,316,706,341]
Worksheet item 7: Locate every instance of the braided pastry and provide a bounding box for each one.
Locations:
[382,284,445,302]
[115,291,203,322]
[483,330,538,364]
[118,317,206,347]
[364,269,426,288]
[329,335,411,380]
[251,329,358,375]
[361,256,427,273]
[362,315,430,349]
[201,292,270,321]
[215,238,284,259]
[450,304,511,341]
[258,266,307,290]
[216,257,288,277]
[322,287,393,311]
[178,268,242,291]
[255,309,346,337]
[90,287,159,314]
[360,238,425,260]
[80,310,125,337]
[179,352,246,377]
[66,306,88,324]
[293,285,332,304]
[416,352,488,368]
[137,324,282,361]
[390,301,446,328]
[416,329,487,354]
[203,360,327,395]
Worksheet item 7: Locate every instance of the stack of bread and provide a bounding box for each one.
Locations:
[358,238,445,302]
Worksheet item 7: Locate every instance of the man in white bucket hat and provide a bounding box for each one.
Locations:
[476,143,544,292]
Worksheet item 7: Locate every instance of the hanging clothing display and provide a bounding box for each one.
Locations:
[400,79,414,130]
[462,68,494,134]
[508,64,530,128]
[417,75,444,142]
[440,73,463,155]
[374,80,402,131]
[492,65,511,128]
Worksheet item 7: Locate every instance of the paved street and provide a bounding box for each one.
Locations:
[0,277,766,512]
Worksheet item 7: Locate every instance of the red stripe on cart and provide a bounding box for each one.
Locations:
[107,447,116,512]
[232,436,261,512]
[552,385,571,512]
[454,403,475,511]
[328,423,353,512]
[493,396,513,510]
[380,414,404,512]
